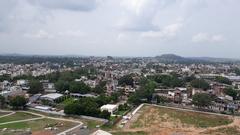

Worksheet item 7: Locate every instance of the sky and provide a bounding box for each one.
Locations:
[0,0,240,58]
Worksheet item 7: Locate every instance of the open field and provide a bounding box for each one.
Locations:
[29,109,104,129]
[0,112,39,123]
[0,112,10,117]
[0,118,78,135]
[120,105,240,135]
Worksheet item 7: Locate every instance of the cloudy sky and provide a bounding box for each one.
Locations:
[0,0,239,58]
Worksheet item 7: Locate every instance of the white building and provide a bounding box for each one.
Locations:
[91,130,112,135]
[100,104,118,115]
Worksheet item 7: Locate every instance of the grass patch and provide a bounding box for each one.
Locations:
[203,126,240,135]
[0,118,77,132]
[0,112,10,116]
[0,112,39,123]
[81,119,103,129]
[29,109,104,129]
[132,105,232,128]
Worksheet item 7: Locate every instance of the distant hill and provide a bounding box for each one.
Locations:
[155,54,240,64]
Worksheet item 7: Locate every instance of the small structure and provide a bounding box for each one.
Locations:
[91,129,112,135]
[100,104,118,115]
[40,93,63,102]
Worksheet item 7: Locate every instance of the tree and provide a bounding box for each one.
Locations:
[224,87,238,100]
[55,80,70,93]
[128,79,157,105]
[118,75,134,86]
[9,96,27,110]
[128,94,141,105]
[215,76,232,85]
[99,110,111,119]
[64,98,104,118]
[234,68,240,76]
[184,75,196,82]
[69,81,91,94]
[92,81,106,94]
[192,93,212,108]
[190,79,210,90]
[29,80,43,94]
[149,74,184,88]
[64,102,81,115]
[156,95,170,104]
[95,95,112,107]
[0,95,5,109]
[118,103,129,111]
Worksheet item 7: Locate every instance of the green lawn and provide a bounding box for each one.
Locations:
[132,105,232,128]
[0,112,39,123]
[0,112,10,116]
[0,118,77,132]
[29,109,104,129]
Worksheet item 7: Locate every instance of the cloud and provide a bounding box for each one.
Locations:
[57,30,85,38]
[24,30,85,39]
[0,1,18,32]
[117,0,176,31]
[141,23,183,38]
[192,33,225,43]
[23,30,54,39]
[28,0,100,11]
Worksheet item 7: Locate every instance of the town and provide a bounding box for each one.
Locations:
[0,55,240,135]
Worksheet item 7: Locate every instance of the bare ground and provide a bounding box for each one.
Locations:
[117,105,240,135]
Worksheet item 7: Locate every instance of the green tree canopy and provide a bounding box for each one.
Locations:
[28,80,43,94]
[128,79,157,105]
[118,75,134,86]
[64,97,110,119]
[55,80,70,93]
[69,81,91,94]
[9,96,27,110]
[190,79,210,90]
[224,87,238,100]
[0,95,5,109]
[215,76,232,85]
[92,81,106,94]
[148,74,184,88]
[192,93,212,108]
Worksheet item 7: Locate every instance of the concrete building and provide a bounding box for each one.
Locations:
[100,104,118,115]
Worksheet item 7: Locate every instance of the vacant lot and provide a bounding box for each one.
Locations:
[0,112,39,123]
[123,105,239,135]
[131,105,232,128]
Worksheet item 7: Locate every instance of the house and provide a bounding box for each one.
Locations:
[233,82,240,89]
[42,82,56,93]
[100,104,118,115]
[16,80,28,86]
